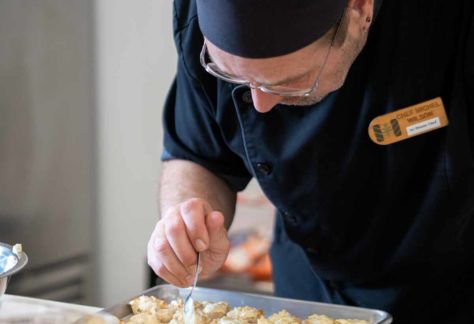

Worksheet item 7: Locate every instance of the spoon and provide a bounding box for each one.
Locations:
[183,252,201,323]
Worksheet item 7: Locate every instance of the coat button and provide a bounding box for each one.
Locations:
[288,214,298,224]
[242,90,253,104]
[256,162,272,175]
[283,211,298,225]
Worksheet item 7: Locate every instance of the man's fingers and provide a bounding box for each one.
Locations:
[147,199,229,287]
[147,245,188,287]
[148,222,193,286]
[180,198,210,252]
[165,209,199,270]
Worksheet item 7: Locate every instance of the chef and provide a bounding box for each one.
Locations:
[147,0,474,322]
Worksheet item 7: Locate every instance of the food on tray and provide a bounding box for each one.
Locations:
[302,314,334,324]
[122,296,369,324]
[202,301,231,319]
[258,310,300,324]
[128,295,176,323]
[226,306,264,323]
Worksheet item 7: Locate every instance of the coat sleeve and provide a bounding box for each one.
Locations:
[161,1,252,192]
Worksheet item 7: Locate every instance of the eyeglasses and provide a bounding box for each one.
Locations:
[199,13,344,97]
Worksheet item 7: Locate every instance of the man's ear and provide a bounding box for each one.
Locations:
[346,0,374,31]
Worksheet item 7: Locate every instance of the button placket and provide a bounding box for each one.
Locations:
[232,87,276,198]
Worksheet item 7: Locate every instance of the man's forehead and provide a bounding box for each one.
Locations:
[205,38,318,65]
[196,0,346,59]
[205,38,319,85]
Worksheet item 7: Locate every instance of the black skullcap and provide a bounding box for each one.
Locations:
[196,0,347,58]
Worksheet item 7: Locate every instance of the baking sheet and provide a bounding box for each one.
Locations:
[104,284,392,324]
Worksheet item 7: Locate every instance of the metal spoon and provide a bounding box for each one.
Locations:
[183,252,201,323]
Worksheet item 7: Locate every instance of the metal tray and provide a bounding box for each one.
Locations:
[104,284,392,323]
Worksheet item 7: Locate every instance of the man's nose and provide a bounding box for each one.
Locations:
[250,89,283,113]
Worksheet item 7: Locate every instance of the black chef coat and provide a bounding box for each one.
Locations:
[162,0,474,323]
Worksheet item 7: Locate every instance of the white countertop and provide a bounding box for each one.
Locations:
[0,294,102,317]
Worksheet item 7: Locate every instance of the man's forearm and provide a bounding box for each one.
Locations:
[159,159,237,228]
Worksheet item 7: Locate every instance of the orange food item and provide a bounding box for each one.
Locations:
[246,253,272,281]
[221,235,269,273]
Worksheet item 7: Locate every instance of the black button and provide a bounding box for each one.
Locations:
[242,90,253,104]
[282,211,298,225]
[256,162,272,175]
[288,214,298,224]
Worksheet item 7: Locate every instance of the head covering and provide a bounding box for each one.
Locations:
[196,0,347,58]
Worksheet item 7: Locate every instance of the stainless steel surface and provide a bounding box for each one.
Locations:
[183,252,201,320]
[0,0,96,269]
[104,284,393,324]
[0,0,96,304]
[0,243,28,298]
[0,295,118,323]
[0,0,97,303]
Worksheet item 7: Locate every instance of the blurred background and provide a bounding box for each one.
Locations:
[0,0,274,309]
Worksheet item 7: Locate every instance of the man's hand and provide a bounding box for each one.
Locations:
[147,198,230,287]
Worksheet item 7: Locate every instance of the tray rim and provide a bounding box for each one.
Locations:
[103,284,393,324]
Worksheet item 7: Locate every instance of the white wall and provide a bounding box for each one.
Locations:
[95,0,176,306]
